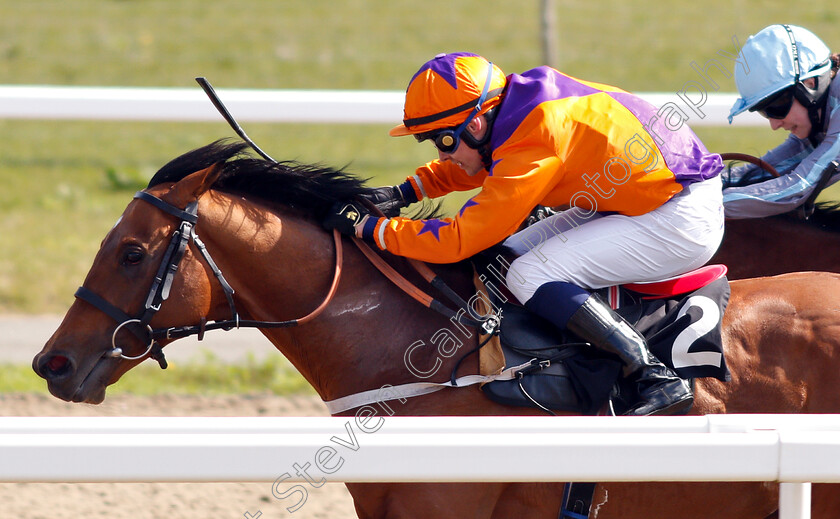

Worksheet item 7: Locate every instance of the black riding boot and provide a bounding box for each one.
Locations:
[566,294,693,416]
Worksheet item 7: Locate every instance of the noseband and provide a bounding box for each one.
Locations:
[75,190,344,369]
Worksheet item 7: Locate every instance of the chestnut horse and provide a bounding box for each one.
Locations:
[33,142,840,519]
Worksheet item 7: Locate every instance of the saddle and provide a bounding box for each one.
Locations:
[475,263,731,415]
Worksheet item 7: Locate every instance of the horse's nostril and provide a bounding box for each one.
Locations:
[48,355,68,372]
[41,354,72,379]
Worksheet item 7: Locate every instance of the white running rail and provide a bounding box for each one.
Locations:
[1,414,838,518]
[0,85,766,126]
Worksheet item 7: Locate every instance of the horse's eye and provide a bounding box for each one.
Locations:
[122,248,145,266]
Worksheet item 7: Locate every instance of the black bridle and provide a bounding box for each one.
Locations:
[75,190,332,369]
[74,185,492,373]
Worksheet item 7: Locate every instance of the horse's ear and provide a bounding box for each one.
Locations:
[168,163,224,205]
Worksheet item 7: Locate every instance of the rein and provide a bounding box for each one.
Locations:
[351,196,496,333]
[719,152,780,178]
[75,190,344,369]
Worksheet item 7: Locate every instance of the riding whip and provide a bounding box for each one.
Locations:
[195,77,278,164]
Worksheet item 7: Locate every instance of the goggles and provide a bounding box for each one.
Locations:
[414,126,467,153]
[751,87,795,119]
[412,63,496,154]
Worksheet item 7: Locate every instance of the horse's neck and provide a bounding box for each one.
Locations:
[199,193,477,403]
[715,215,840,278]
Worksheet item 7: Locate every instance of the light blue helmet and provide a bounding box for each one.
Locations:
[728,24,832,123]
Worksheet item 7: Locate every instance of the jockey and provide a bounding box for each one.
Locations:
[724,24,840,218]
[323,52,724,416]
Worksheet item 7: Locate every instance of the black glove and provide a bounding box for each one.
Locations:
[322,200,370,236]
[359,186,409,217]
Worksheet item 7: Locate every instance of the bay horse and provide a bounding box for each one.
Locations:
[712,205,840,278]
[33,141,840,519]
[711,154,840,279]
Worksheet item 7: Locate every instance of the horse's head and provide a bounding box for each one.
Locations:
[33,139,432,404]
[33,165,222,403]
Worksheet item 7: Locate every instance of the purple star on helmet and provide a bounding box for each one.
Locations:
[410,52,479,90]
[417,219,450,241]
[459,198,479,217]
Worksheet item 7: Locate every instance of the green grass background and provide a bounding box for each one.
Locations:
[1,1,838,393]
[0,352,315,394]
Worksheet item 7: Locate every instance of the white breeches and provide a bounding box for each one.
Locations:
[504,175,724,303]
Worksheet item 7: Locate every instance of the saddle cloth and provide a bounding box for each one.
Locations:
[476,267,731,415]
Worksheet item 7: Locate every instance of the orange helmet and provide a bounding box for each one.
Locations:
[390,53,506,137]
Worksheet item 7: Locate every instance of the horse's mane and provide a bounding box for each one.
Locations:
[784,201,840,232]
[148,139,440,219]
